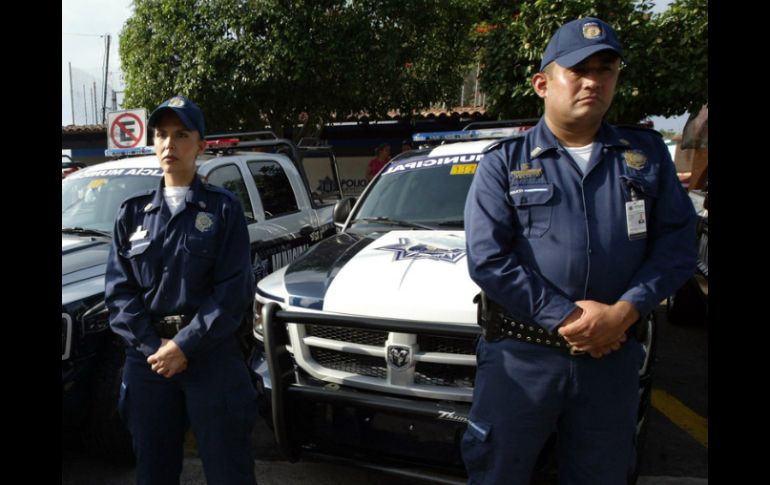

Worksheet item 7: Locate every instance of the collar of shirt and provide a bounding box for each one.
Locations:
[525,118,631,162]
[144,175,208,213]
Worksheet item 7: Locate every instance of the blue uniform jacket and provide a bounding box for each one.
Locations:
[464,118,697,332]
[105,175,255,358]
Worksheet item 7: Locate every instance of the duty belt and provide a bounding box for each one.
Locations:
[474,293,585,355]
[474,293,639,356]
[151,314,192,339]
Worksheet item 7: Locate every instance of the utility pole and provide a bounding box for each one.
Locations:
[102,34,110,124]
[83,85,88,124]
[68,62,75,125]
[92,82,98,123]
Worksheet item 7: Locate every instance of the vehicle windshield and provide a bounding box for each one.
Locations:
[352,157,477,230]
[62,171,161,232]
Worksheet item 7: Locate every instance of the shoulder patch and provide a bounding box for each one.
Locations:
[483,134,525,153]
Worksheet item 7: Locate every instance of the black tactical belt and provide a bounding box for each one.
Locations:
[151,314,192,339]
[475,294,639,356]
[481,310,586,355]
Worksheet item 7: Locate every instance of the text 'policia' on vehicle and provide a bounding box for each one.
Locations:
[62,132,343,461]
[251,121,658,483]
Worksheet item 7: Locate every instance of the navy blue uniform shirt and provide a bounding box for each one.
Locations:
[105,175,254,358]
[464,118,697,332]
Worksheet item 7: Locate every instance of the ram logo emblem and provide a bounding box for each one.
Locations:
[387,345,411,368]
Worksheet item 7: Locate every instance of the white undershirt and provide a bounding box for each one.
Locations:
[564,143,594,174]
[163,186,190,214]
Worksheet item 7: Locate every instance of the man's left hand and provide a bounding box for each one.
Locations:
[558,300,639,358]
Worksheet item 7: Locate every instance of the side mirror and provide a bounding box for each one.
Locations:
[333,197,356,228]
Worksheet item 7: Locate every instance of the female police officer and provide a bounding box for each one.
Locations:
[105,95,257,485]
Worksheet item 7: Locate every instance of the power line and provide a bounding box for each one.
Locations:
[62,32,107,37]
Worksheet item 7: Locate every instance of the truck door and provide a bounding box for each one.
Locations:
[246,159,317,276]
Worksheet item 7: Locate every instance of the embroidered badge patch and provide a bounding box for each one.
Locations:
[623,150,647,170]
[195,212,214,232]
[582,22,602,39]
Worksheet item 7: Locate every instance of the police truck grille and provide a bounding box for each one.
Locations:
[306,325,388,346]
[309,348,388,379]
[415,362,475,388]
[416,335,476,355]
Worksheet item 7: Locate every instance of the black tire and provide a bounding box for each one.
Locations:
[84,339,135,465]
[667,276,707,326]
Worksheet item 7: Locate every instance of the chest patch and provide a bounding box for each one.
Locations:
[511,165,543,179]
[195,212,215,232]
[623,150,647,170]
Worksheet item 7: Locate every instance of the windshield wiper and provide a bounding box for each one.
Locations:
[351,217,437,230]
[435,220,465,228]
[62,227,112,238]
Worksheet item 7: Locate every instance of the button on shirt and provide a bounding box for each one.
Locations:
[105,175,254,358]
[464,118,697,332]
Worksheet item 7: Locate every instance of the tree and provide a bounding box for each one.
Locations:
[474,0,707,123]
[120,0,479,138]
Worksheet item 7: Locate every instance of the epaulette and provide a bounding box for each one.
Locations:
[201,182,241,206]
[121,189,154,205]
[614,124,664,138]
[483,134,526,153]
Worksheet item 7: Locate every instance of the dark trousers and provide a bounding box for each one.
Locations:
[119,339,258,485]
[462,337,644,485]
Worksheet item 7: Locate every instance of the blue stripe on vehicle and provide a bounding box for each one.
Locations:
[283,233,377,309]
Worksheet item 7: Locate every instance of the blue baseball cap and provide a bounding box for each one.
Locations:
[540,17,624,71]
[148,95,205,137]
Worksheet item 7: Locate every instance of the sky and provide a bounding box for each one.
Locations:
[61,0,689,132]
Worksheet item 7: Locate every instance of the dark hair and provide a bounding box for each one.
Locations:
[375,143,389,154]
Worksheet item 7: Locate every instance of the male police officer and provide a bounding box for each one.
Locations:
[462,18,696,484]
[105,95,257,485]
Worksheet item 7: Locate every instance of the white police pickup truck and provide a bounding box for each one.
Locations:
[252,126,657,483]
[62,134,341,461]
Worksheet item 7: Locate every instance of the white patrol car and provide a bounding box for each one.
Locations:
[252,126,657,482]
[62,138,341,461]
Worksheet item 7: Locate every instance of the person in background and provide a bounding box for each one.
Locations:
[366,142,391,181]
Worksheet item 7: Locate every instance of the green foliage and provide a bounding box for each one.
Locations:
[474,0,707,123]
[120,0,478,137]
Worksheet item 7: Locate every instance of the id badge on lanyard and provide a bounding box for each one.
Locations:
[625,187,647,240]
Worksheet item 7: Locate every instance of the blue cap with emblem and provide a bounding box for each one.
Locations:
[540,17,624,71]
[148,95,206,137]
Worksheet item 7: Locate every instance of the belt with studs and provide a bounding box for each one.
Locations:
[477,296,585,355]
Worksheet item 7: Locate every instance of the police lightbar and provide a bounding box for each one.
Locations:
[105,146,155,157]
[413,126,530,142]
[205,138,240,149]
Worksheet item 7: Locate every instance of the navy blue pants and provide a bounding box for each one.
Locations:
[119,338,258,485]
[462,337,644,485]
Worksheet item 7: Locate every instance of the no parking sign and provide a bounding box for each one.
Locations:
[107,109,147,150]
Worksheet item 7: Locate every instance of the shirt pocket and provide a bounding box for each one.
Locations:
[123,239,153,288]
[508,183,554,238]
[183,232,217,260]
[620,175,659,220]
